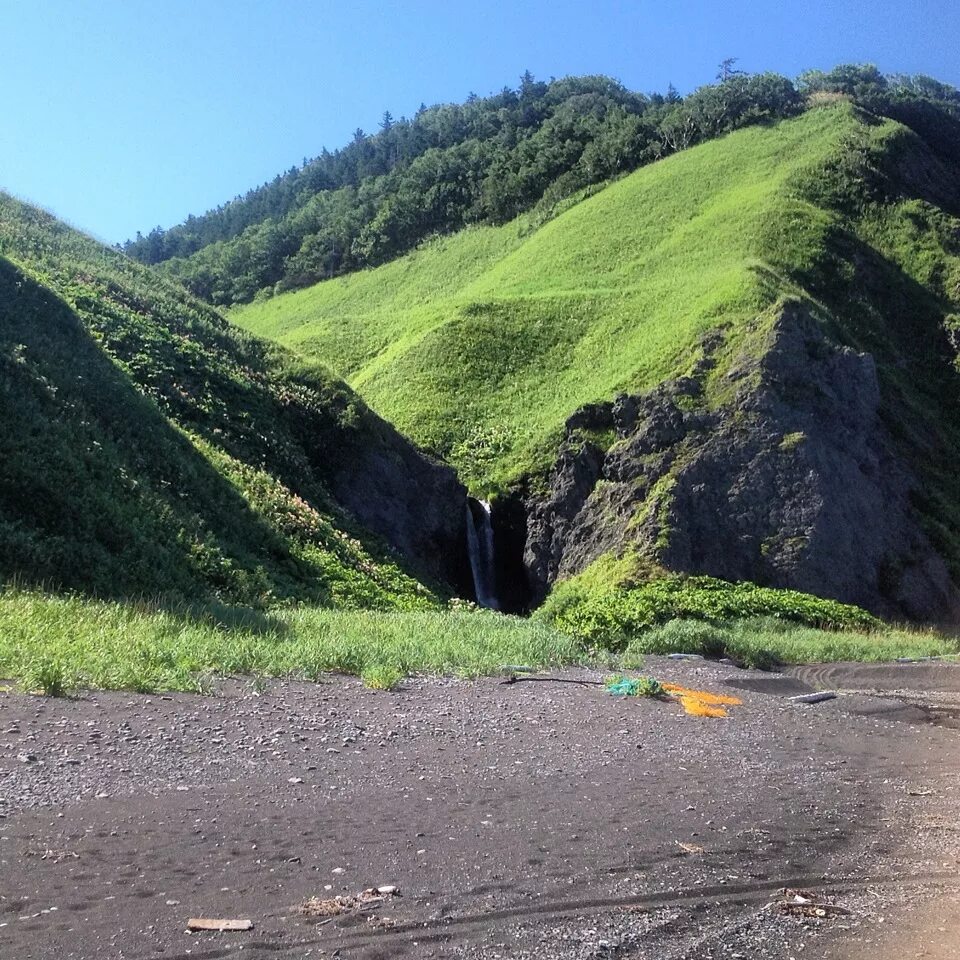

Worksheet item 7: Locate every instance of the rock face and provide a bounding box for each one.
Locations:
[524,303,960,622]
[329,429,471,594]
[286,401,471,593]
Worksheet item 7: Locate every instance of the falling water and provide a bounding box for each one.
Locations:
[465,497,500,609]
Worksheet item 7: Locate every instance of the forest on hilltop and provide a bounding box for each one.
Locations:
[124,65,960,307]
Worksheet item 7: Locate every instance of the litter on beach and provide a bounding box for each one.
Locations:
[789,691,838,704]
[186,918,254,932]
[768,889,852,918]
[298,886,400,919]
[662,682,743,717]
[605,675,743,717]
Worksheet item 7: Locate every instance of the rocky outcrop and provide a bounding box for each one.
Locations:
[284,395,471,594]
[524,303,960,622]
[328,429,470,593]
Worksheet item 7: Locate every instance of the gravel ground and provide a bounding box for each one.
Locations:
[1,657,958,959]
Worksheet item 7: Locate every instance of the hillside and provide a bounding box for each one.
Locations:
[234,101,960,621]
[127,72,805,304]
[233,105,850,488]
[0,194,470,608]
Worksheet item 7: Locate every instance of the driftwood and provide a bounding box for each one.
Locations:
[767,888,852,918]
[789,691,838,704]
[186,918,253,932]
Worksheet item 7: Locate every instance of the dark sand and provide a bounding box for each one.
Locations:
[1,658,958,959]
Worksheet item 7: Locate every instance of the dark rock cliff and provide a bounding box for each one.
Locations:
[328,427,471,594]
[524,303,960,622]
[280,392,471,594]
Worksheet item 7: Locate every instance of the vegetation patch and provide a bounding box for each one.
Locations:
[537,572,880,652]
[0,193,448,607]
[621,617,960,667]
[0,588,580,694]
[2,584,955,698]
[538,572,958,664]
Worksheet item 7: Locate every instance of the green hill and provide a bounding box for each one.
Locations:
[230,105,859,489]
[124,72,804,304]
[233,101,960,620]
[0,194,468,609]
[5,68,960,696]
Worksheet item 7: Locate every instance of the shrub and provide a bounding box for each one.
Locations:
[539,574,880,652]
[22,656,70,697]
[361,663,404,691]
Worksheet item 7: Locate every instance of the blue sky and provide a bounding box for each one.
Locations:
[1,0,957,244]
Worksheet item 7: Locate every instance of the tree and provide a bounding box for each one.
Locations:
[796,64,887,100]
[717,58,746,82]
[380,110,394,131]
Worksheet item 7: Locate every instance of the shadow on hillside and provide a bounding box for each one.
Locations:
[759,215,960,578]
[0,258,325,610]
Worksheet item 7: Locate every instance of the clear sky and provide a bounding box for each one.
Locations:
[1,0,957,244]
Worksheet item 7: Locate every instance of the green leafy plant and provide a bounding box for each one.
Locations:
[361,663,404,691]
[540,573,880,653]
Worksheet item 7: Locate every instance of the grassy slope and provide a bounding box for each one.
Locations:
[233,107,856,490]
[0,194,438,609]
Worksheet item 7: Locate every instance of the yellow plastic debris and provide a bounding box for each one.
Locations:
[661,683,743,718]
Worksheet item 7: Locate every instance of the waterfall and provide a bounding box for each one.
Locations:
[465,497,500,610]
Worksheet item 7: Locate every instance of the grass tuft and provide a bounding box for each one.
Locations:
[21,655,71,697]
[361,664,404,691]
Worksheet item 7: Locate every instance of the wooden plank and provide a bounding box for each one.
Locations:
[187,918,254,932]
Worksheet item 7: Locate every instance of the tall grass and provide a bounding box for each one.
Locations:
[0,588,579,694]
[621,617,960,669]
[2,587,956,698]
